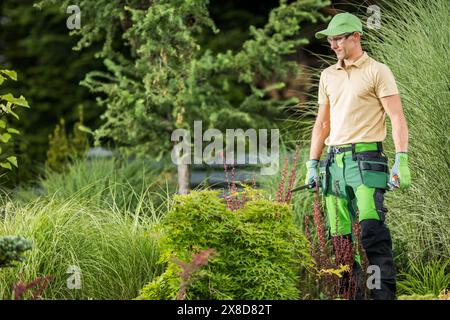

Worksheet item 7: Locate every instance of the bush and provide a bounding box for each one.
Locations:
[0,236,32,268]
[137,189,312,300]
[363,0,450,262]
[0,193,165,299]
[45,106,90,174]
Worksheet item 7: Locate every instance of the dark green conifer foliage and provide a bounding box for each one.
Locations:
[37,0,328,159]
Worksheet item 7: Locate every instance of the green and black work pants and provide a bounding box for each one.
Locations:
[319,141,396,300]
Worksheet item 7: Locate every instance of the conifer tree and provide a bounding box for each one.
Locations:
[46,118,70,173]
[37,0,329,193]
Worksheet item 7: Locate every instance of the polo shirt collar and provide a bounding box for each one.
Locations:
[336,51,369,70]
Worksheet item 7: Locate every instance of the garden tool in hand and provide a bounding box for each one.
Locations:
[387,152,411,190]
[303,159,320,193]
[290,180,317,193]
[387,174,399,191]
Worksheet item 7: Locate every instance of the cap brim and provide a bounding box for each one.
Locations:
[315,27,363,39]
[315,27,347,39]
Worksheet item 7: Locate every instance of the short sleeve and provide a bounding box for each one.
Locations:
[318,71,329,105]
[375,64,399,98]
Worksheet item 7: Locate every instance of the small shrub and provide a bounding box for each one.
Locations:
[397,258,450,297]
[13,275,53,300]
[0,236,32,268]
[137,189,312,300]
[70,105,90,159]
[303,194,366,300]
[46,106,89,173]
[45,118,70,173]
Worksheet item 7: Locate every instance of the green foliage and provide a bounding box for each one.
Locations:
[198,2,278,55]
[15,156,176,218]
[45,106,90,173]
[70,106,90,159]
[397,259,450,297]
[0,69,30,171]
[0,190,167,299]
[258,144,313,228]
[37,0,328,162]
[397,294,439,300]
[0,236,32,268]
[137,189,312,300]
[362,0,450,262]
[45,118,70,173]
[0,0,103,185]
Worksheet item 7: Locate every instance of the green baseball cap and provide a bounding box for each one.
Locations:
[315,12,363,39]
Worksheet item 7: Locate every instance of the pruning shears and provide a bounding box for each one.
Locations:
[387,174,400,191]
[289,181,317,193]
[291,175,400,193]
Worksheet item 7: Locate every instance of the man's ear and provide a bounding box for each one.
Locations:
[353,32,361,41]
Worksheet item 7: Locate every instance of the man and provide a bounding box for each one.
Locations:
[305,12,411,300]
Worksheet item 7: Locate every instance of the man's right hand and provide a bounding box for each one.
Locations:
[305,159,320,191]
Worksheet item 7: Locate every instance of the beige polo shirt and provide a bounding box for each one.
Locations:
[318,51,399,146]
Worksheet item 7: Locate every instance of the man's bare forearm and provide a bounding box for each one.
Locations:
[309,119,330,160]
[380,94,409,153]
[390,113,409,153]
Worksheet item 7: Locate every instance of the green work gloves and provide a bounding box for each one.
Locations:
[305,159,320,191]
[388,152,411,190]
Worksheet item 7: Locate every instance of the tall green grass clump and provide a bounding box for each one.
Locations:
[363,0,450,262]
[397,258,450,297]
[0,194,165,299]
[14,157,176,218]
[137,190,313,300]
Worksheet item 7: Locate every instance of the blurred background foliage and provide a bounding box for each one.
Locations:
[0,0,344,187]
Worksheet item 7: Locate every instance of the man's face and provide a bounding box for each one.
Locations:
[327,32,356,60]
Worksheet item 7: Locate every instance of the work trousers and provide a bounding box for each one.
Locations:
[319,142,396,300]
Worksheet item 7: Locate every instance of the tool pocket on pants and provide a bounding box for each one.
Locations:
[357,153,389,189]
[319,160,329,195]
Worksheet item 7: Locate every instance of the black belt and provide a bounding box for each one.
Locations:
[327,142,384,162]
[329,146,353,154]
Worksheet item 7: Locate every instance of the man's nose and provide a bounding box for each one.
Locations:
[330,42,339,50]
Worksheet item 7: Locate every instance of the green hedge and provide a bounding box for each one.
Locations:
[137,190,312,300]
